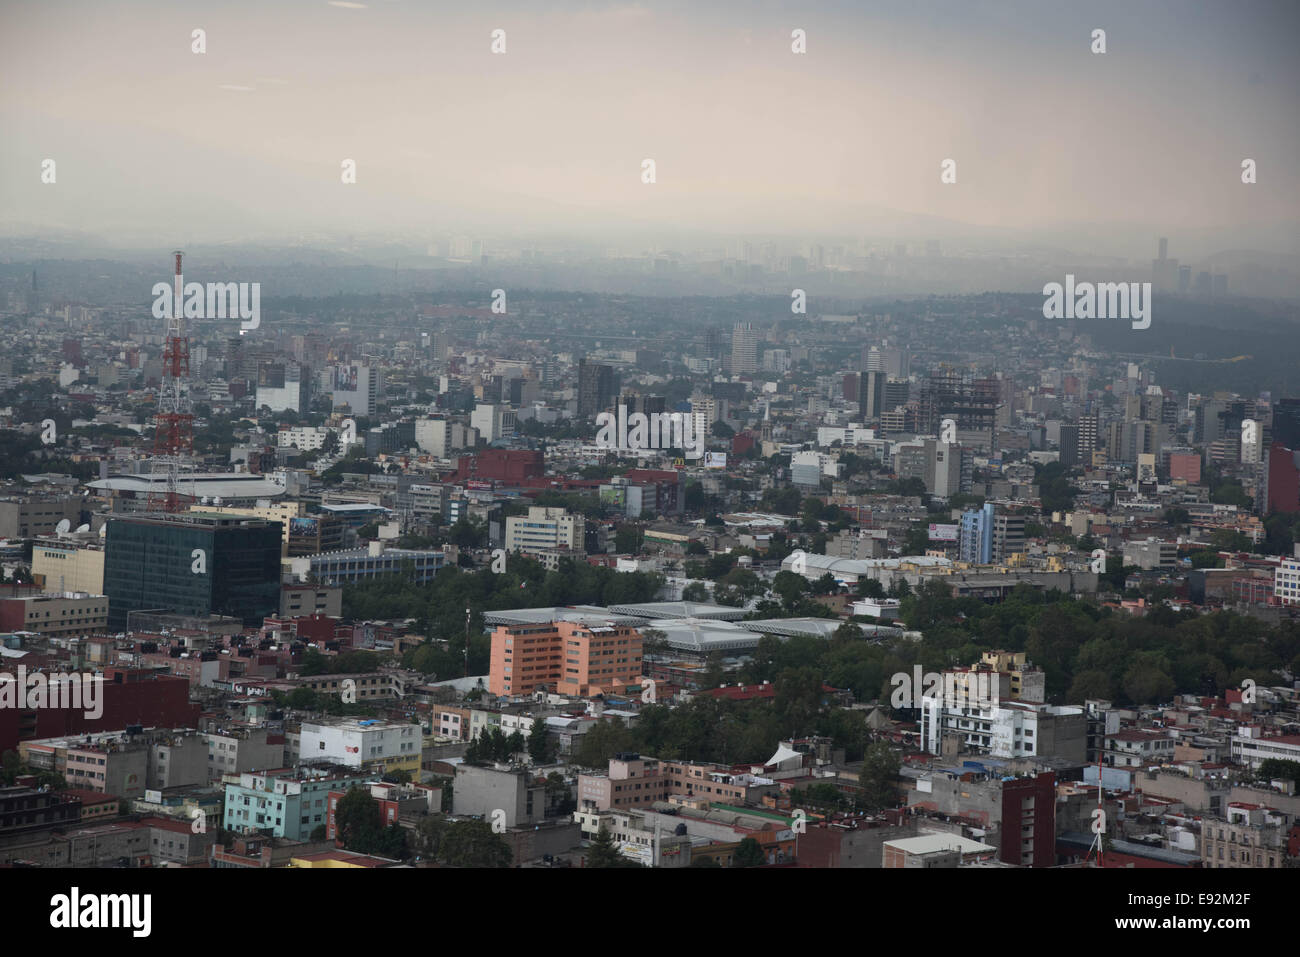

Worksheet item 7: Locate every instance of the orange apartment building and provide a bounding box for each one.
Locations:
[489,620,643,697]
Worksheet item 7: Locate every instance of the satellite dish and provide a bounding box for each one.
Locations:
[55,519,71,535]
[75,524,90,534]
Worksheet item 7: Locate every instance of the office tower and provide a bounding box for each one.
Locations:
[332,363,382,416]
[884,378,910,414]
[860,370,887,423]
[1274,398,1300,449]
[577,358,616,419]
[704,328,725,364]
[256,361,309,413]
[104,514,281,630]
[471,403,516,443]
[730,322,757,375]
[1058,424,1079,468]
[1196,399,1226,444]
[861,345,885,373]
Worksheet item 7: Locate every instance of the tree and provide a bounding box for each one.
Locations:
[732,837,766,867]
[310,824,328,842]
[440,820,512,867]
[681,582,710,602]
[528,718,553,764]
[772,570,807,607]
[615,525,643,554]
[901,523,931,556]
[858,741,900,810]
[333,785,399,856]
[506,730,526,758]
[585,824,634,868]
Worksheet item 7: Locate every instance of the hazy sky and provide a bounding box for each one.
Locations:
[2,0,1297,253]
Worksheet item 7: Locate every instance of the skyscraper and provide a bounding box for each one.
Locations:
[577,358,615,419]
[730,322,757,375]
[860,370,886,423]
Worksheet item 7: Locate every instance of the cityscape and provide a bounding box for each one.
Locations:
[0,0,1297,935]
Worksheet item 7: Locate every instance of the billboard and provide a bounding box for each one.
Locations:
[289,517,320,536]
[928,523,958,541]
[702,451,727,469]
[335,365,358,391]
[599,486,627,507]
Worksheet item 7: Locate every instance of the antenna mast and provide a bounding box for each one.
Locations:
[149,250,195,513]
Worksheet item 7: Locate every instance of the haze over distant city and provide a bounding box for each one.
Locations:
[2,0,1298,267]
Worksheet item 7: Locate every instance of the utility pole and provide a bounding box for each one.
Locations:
[464,607,471,678]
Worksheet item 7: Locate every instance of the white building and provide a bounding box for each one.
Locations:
[471,404,516,443]
[298,718,422,774]
[790,450,823,488]
[505,506,584,556]
[332,364,383,416]
[415,417,450,458]
[1274,557,1300,606]
[256,362,309,413]
[276,426,330,452]
[920,696,1086,761]
[1230,725,1300,769]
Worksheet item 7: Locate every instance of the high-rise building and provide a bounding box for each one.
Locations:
[992,512,1026,563]
[255,361,309,413]
[470,403,516,443]
[730,322,757,375]
[1076,415,1099,462]
[860,370,887,423]
[959,504,995,564]
[577,358,616,419]
[103,514,282,631]
[884,378,910,414]
[332,364,383,417]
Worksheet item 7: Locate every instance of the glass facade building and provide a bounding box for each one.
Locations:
[104,514,282,630]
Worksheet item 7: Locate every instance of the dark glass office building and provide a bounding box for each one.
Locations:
[104,514,282,631]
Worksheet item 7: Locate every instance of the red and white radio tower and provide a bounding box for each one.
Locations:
[148,250,195,513]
